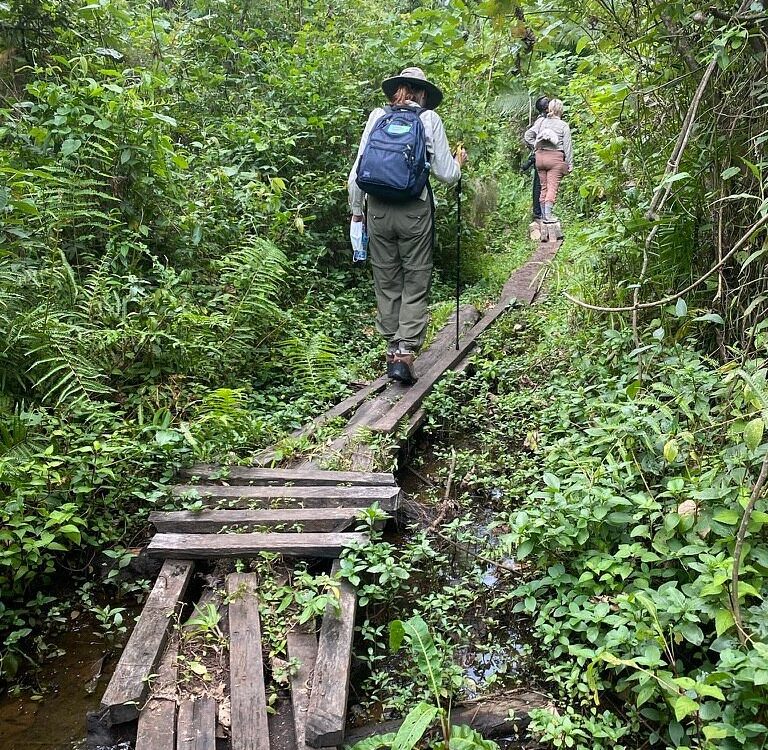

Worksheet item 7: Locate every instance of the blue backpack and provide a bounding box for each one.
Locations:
[356,106,430,203]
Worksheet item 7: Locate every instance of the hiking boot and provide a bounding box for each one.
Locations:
[386,352,396,378]
[390,352,418,385]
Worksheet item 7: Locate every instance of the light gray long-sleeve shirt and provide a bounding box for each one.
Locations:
[524,115,573,169]
[348,103,461,215]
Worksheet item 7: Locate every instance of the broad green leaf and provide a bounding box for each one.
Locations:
[713,509,740,524]
[744,417,765,451]
[347,735,396,750]
[715,608,734,636]
[721,166,740,180]
[392,702,438,750]
[672,694,699,721]
[663,440,679,463]
[543,472,560,489]
[389,616,443,703]
[674,298,687,317]
[517,539,534,559]
[576,35,591,54]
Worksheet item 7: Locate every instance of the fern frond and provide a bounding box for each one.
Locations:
[278,332,339,399]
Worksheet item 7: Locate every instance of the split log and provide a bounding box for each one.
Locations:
[226,573,270,750]
[176,697,217,750]
[305,560,356,748]
[179,466,395,487]
[342,692,549,745]
[99,559,194,724]
[170,484,400,510]
[147,532,368,559]
[150,507,375,534]
[287,627,319,749]
[135,637,179,750]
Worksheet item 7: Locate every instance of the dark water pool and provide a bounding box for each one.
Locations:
[0,629,120,750]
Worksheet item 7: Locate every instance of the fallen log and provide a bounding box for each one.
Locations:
[342,692,549,745]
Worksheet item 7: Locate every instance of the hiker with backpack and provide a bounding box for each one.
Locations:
[522,95,550,220]
[348,67,467,385]
[524,98,573,223]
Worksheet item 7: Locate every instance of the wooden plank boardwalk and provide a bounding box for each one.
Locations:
[90,239,561,749]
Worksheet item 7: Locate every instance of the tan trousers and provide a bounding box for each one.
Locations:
[367,194,433,352]
[535,149,568,204]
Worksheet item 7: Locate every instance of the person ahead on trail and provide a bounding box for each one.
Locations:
[348,67,467,385]
[524,98,573,223]
[524,95,549,220]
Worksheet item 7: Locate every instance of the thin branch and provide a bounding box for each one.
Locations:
[731,449,768,646]
[565,213,768,313]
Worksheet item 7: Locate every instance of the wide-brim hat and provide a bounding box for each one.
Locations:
[381,67,443,110]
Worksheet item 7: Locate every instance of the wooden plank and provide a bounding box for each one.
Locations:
[150,507,373,534]
[171,484,400,510]
[176,697,216,750]
[100,560,194,724]
[287,629,319,750]
[147,532,369,559]
[226,573,269,750]
[135,637,179,750]
[180,466,395,487]
[137,700,176,750]
[371,240,562,434]
[305,560,356,748]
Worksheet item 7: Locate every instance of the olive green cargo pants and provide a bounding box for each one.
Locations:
[367,194,433,353]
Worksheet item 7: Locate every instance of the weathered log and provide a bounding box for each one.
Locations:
[135,636,179,750]
[99,559,194,724]
[147,532,368,559]
[305,560,356,748]
[176,697,217,750]
[179,466,395,487]
[342,692,549,745]
[170,484,400,510]
[288,627,319,749]
[227,573,270,750]
[150,507,374,534]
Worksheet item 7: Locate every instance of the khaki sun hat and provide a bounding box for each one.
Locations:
[381,67,444,110]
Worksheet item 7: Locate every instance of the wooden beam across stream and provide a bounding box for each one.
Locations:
[99,559,194,724]
[170,483,401,510]
[147,532,368,559]
[179,465,396,486]
[150,507,373,534]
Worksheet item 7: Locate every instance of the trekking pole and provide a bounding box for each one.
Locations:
[455,176,462,350]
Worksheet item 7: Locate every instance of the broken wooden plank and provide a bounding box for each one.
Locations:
[226,573,269,750]
[304,560,356,748]
[147,532,368,559]
[170,484,400,510]
[287,628,319,750]
[371,240,562,434]
[150,507,373,534]
[180,466,395,487]
[100,559,194,724]
[135,636,179,750]
[176,697,216,750]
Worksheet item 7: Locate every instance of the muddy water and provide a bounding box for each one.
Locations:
[0,629,120,750]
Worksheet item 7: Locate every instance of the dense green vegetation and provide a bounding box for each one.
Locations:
[2,0,768,749]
